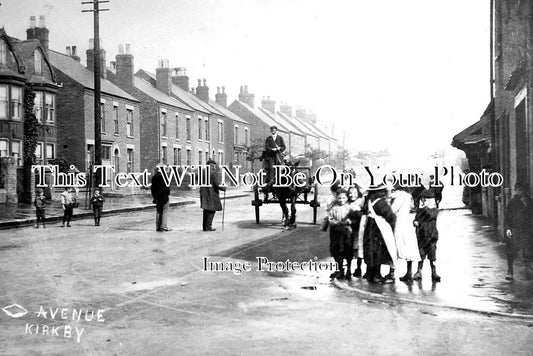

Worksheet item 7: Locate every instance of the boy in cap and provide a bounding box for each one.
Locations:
[413,189,441,282]
[34,190,46,228]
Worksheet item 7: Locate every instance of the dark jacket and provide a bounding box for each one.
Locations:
[200,168,226,211]
[505,194,532,232]
[151,171,170,205]
[90,195,105,208]
[34,197,46,210]
[265,135,286,157]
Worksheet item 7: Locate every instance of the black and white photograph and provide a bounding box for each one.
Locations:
[0,0,533,355]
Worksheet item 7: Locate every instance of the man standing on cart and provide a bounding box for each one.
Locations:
[264,126,286,187]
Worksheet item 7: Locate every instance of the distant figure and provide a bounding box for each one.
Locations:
[264,126,286,184]
[200,159,226,232]
[504,182,533,280]
[327,188,353,279]
[151,167,171,232]
[429,174,444,208]
[60,187,74,227]
[347,185,364,278]
[90,189,105,226]
[34,190,46,228]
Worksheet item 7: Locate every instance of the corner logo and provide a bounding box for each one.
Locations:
[2,304,28,318]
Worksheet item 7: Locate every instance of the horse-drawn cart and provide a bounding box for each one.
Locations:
[251,165,320,226]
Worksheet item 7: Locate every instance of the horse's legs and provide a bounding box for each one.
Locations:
[289,196,297,225]
[279,197,289,226]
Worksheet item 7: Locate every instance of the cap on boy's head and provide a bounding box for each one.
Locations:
[37,189,43,194]
[421,189,435,199]
[336,188,348,196]
[206,159,217,165]
[270,126,278,131]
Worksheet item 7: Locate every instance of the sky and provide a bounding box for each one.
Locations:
[0,0,490,165]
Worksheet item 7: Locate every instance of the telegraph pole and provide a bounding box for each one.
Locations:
[82,0,109,190]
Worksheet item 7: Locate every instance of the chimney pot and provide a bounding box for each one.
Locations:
[118,44,124,55]
[245,85,248,93]
[222,86,225,93]
[72,46,77,56]
[197,79,201,86]
[125,44,131,55]
[66,46,71,56]
[39,15,46,28]
[89,38,94,50]
[29,16,37,29]
[217,87,220,94]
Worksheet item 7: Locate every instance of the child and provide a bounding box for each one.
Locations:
[321,181,340,231]
[347,185,364,277]
[90,189,105,226]
[61,187,74,227]
[328,188,353,280]
[34,190,46,228]
[413,189,441,282]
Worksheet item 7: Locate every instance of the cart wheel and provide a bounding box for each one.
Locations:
[312,183,320,224]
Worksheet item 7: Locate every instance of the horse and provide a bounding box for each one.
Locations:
[263,157,311,229]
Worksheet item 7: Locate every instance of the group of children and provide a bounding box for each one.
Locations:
[324,182,441,283]
[33,188,105,228]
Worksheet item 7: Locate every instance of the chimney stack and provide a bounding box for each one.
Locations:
[86,38,107,79]
[115,43,135,93]
[280,102,293,117]
[156,59,172,95]
[196,78,209,103]
[215,86,227,107]
[238,84,255,107]
[295,108,306,120]
[172,67,189,91]
[261,96,276,113]
[26,15,49,51]
[305,110,317,124]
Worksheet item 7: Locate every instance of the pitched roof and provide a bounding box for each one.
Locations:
[276,111,318,138]
[48,49,139,102]
[136,69,212,114]
[258,107,305,137]
[208,100,249,124]
[133,75,193,111]
[452,100,493,147]
[233,100,289,132]
[290,115,330,140]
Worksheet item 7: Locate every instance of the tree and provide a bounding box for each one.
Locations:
[245,138,265,172]
[304,145,329,162]
[335,148,352,171]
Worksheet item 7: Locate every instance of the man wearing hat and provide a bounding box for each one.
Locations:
[151,166,171,232]
[200,159,227,231]
[264,126,286,184]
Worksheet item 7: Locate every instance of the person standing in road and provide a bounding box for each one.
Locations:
[504,182,533,280]
[413,189,441,282]
[151,166,171,232]
[90,189,105,226]
[200,159,226,232]
[34,190,46,228]
[264,126,286,184]
[60,187,74,227]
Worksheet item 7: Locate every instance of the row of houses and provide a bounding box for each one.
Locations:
[0,16,336,203]
[452,0,532,233]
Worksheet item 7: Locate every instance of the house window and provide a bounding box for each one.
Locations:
[198,118,202,140]
[186,149,191,165]
[245,128,249,146]
[186,117,191,141]
[162,146,167,164]
[218,151,223,165]
[205,151,209,163]
[0,139,8,157]
[161,111,167,137]
[234,126,239,145]
[100,102,106,133]
[45,93,55,124]
[0,39,6,65]
[218,121,224,143]
[11,140,21,165]
[11,87,22,120]
[127,148,134,173]
[113,105,119,134]
[173,148,178,165]
[0,85,7,119]
[35,142,44,164]
[205,118,210,141]
[34,49,42,74]
[126,108,133,136]
[178,148,182,165]
[102,145,111,161]
[34,92,43,123]
[175,114,180,138]
[198,150,202,165]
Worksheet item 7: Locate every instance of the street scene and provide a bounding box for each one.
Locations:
[1,0,533,355]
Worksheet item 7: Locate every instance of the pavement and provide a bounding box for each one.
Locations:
[0,186,252,229]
